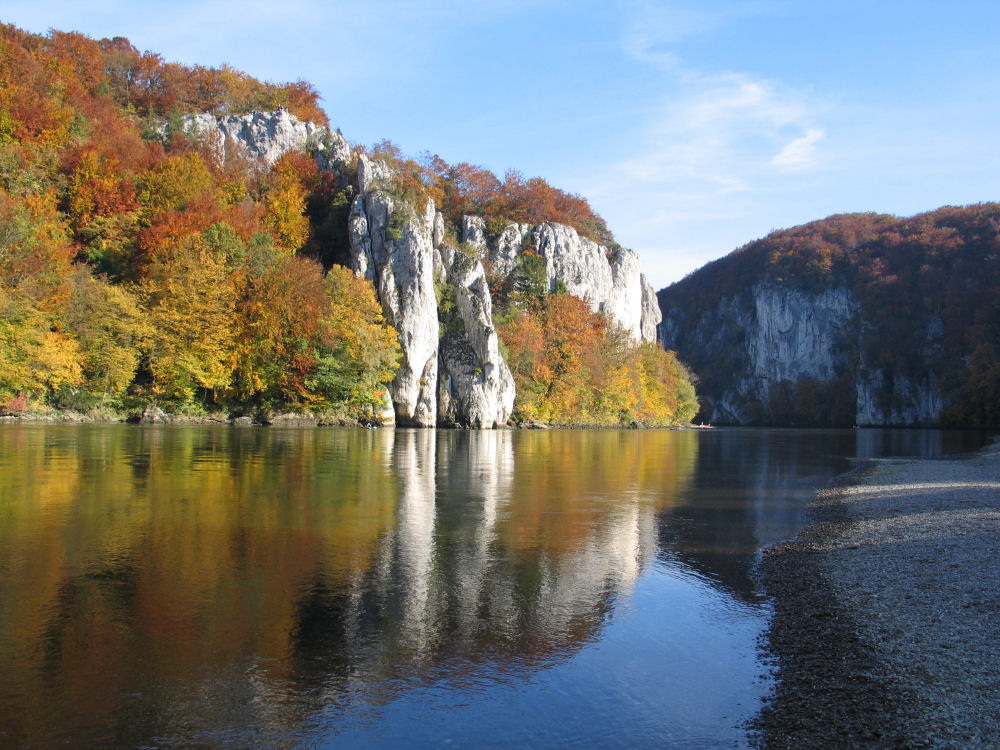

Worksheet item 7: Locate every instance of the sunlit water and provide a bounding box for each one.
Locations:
[0,426,987,748]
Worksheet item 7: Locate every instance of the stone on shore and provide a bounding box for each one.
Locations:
[754,442,1000,748]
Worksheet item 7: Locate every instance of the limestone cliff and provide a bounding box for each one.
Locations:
[659,281,946,426]
[348,172,440,426]
[435,248,516,428]
[461,216,661,343]
[348,154,514,427]
[187,110,659,427]
[182,108,350,167]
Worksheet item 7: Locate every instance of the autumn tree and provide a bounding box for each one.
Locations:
[63,269,151,407]
[261,150,315,253]
[309,264,400,414]
[0,191,83,403]
[230,232,399,414]
[140,227,238,403]
[497,288,697,426]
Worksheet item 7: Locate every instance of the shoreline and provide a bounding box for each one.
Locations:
[0,410,695,430]
[753,440,1000,748]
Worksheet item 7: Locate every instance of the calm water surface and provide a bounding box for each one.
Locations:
[0,426,987,748]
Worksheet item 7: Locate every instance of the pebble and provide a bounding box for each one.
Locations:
[752,443,1000,748]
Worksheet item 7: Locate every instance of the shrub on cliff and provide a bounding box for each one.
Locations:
[498,291,697,426]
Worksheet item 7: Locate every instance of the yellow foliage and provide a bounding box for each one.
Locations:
[138,152,214,217]
[0,294,83,399]
[65,270,152,398]
[322,264,401,389]
[263,173,309,253]
[141,235,236,401]
[34,328,84,391]
[0,191,85,400]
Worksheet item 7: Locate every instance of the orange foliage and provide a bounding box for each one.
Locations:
[370,144,614,245]
[498,292,697,425]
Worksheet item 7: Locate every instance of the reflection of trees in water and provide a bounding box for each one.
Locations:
[0,425,699,746]
[289,430,696,702]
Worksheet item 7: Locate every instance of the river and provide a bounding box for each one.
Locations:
[0,425,987,748]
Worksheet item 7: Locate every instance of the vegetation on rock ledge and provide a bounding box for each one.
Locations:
[497,284,697,427]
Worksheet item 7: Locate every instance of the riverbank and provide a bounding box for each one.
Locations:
[0,408,696,429]
[754,440,1000,748]
[0,405,371,427]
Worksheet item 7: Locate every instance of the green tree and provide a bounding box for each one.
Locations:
[63,269,151,406]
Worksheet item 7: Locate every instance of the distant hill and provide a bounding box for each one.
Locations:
[657,204,1000,427]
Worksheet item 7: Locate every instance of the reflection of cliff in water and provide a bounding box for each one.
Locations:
[658,429,854,603]
[289,429,698,705]
[0,426,702,746]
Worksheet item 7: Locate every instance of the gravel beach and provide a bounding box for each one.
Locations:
[754,440,1000,748]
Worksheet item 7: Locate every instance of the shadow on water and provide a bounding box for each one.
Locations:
[0,424,988,748]
[659,428,991,603]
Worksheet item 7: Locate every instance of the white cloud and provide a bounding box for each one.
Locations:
[772,127,826,171]
[568,1,831,287]
[613,2,825,195]
[623,1,740,68]
[623,0,789,70]
[608,72,822,195]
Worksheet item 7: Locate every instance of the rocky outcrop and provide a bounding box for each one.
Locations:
[640,277,661,343]
[182,109,351,167]
[744,284,858,386]
[348,155,513,427]
[855,370,943,426]
[349,175,440,427]
[185,112,661,427]
[436,250,516,428]
[461,217,661,343]
[659,282,945,426]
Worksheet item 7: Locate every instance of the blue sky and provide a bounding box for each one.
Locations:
[4,1,1000,288]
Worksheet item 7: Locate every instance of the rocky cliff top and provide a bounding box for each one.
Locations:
[461,216,660,343]
[183,108,352,167]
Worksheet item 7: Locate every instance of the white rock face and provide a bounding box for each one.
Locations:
[182,109,351,167]
[356,152,396,192]
[659,282,945,425]
[349,191,440,426]
[746,284,858,384]
[640,276,661,343]
[437,251,516,428]
[461,217,660,343]
[349,173,515,427]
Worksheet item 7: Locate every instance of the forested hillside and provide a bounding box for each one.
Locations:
[0,24,403,420]
[658,205,1000,426]
[0,23,696,425]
